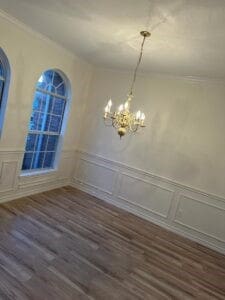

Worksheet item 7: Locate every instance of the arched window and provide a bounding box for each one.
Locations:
[22,69,70,171]
[0,48,10,134]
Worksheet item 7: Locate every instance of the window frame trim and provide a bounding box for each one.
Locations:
[0,48,10,137]
[21,167,57,177]
[22,69,70,174]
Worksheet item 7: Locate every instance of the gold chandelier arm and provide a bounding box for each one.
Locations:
[131,127,139,133]
[129,122,139,133]
[127,114,138,132]
[103,117,114,127]
[112,118,120,129]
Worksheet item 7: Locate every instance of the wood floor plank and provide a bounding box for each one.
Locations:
[0,186,224,299]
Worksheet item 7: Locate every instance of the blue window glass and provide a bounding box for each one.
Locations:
[52,98,65,116]
[47,135,58,151]
[43,152,55,168]
[29,111,39,130]
[32,152,45,169]
[56,83,65,96]
[25,134,37,151]
[49,115,61,133]
[0,61,3,77]
[53,72,62,87]
[46,84,55,94]
[36,70,65,96]
[22,70,68,171]
[39,134,48,151]
[22,153,33,170]
[44,114,51,131]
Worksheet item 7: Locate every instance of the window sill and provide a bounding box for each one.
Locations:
[20,168,57,177]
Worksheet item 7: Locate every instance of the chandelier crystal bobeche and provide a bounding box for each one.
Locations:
[103,30,151,138]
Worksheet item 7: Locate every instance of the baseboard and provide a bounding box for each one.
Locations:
[70,180,225,255]
[0,178,69,204]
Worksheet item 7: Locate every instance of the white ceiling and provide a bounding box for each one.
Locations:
[1,0,225,78]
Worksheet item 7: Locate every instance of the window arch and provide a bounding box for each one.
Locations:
[22,69,70,171]
[0,48,10,134]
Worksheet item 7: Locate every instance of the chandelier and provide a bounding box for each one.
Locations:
[103,30,151,138]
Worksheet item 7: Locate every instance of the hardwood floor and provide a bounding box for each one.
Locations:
[0,187,224,299]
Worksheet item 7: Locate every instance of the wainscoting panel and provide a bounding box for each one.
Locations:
[0,150,22,195]
[174,194,225,243]
[118,173,174,218]
[0,160,18,192]
[72,150,225,254]
[75,159,117,195]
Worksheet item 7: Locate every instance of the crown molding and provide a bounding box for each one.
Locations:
[94,66,225,84]
[0,9,88,65]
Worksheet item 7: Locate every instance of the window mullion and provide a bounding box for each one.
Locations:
[36,87,67,100]
[41,134,50,169]
[30,134,38,170]
[29,130,59,136]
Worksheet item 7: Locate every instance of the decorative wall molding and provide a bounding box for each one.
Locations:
[117,172,174,219]
[0,160,18,192]
[74,158,118,195]
[174,194,225,244]
[72,150,225,254]
[75,150,225,203]
[0,149,75,203]
[0,149,24,153]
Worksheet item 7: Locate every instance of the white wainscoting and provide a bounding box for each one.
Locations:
[0,149,75,203]
[75,159,118,195]
[118,173,174,219]
[72,150,225,254]
[0,160,18,193]
[174,194,225,243]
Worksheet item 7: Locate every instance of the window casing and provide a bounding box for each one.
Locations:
[0,48,10,135]
[22,70,69,172]
[0,63,5,107]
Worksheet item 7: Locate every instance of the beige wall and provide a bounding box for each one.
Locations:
[0,11,93,200]
[73,67,225,253]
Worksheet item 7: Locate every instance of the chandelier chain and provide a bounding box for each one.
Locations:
[128,34,147,97]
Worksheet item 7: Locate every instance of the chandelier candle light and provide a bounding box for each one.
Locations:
[103,30,151,138]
